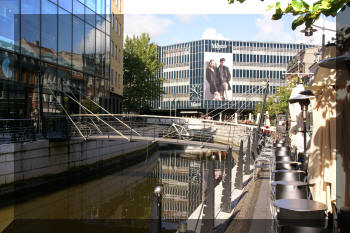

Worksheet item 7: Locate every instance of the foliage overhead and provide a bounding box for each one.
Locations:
[228,0,350,30]
[123,33,164,112]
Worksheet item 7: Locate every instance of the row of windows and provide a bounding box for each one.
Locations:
[233,53,293,64]
[163,54,189,65]
[233,69,285,79]
[160,100,258,110]
[111,41,121,62]
[232,85,277,94]
[110,69,121,89]
[111,14,122,36]
[163,85,189,95]
[163,70,189,80]
[232,41,311,50]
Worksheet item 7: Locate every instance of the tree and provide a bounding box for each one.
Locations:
[254,77,300,120]
[228,0,349,30]
[123,33,164,112]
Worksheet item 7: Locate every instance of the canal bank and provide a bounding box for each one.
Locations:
[0,138,158,207]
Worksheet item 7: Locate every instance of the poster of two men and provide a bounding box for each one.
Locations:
[204,53,233,101]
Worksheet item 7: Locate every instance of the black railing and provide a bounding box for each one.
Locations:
[0,119,36,144]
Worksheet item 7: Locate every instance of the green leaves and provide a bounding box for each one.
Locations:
[292,16,305,30]
[291,0,304,11]
[123,33,164,112]
[264,0,349,30]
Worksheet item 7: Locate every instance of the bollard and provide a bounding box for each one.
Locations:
[244,135,251,174]
[178,221,187,233]
[221,146,232,213]
[149,185,163,233]
[234,140,244,190]
[201,154,215,233]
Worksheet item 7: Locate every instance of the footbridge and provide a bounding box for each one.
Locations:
[67,114,275,151]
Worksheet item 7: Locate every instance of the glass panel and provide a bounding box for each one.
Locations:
[86,0,96,12]
[105,35,110,78]
[106,0,110,21]
[84,23,95,74]
[72,16,84,71]
[59,0,72,13]
[0,0,20,51]
[96,14,105,33]
[21,0,40,58]
[41,0,58,63]
[106,20,110,35]
[58,9,72,67]
[85,6,95,27]
[73,0,84,20]
[95,30,105,76]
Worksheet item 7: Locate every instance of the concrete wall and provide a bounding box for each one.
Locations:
[0,139,154,188]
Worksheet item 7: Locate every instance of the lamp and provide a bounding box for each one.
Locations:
[289,92,310,160]
[301,26,317,37]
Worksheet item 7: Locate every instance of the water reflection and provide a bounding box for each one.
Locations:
[0,146,230,232]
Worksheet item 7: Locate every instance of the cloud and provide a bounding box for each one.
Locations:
[201,28,228,40]
[174,14,197,23]
[254,14,293,43]
[124,0,282,14]
[124,14,174,40]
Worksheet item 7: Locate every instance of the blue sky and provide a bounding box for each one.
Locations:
[124,14,336,46]
[123,1,336,46]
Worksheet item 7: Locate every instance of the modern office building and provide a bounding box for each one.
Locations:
[0,0,123,136]
[154,40,315,116]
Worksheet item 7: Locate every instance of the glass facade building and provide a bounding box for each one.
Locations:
[0,0,122,136]
[155,39,315,113]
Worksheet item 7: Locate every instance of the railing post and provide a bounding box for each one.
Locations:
[149,185,163,233]
[201,154,215,233]
[221,146,232,213]
[244,135,251,174]
[234,140,244,190]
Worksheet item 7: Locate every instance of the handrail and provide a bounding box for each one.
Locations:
[46,86,86,140]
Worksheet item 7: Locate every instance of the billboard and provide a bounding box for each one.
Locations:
[203,53,233,101]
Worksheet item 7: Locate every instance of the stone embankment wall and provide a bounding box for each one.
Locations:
[0,138,156,197]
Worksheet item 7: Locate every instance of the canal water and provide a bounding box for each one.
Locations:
[0,144,235,233]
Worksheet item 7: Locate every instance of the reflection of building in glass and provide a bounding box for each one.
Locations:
[0,0,123,135]
[155,153,202,222]
[154,40,316,114]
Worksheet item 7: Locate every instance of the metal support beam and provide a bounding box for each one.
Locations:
[221,146,232,213]
[201,155,215,233]
[234,140,244,190]
[244,136,251,174]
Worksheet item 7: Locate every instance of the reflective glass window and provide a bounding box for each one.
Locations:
[59,0,72,12]
[85,7,95,27]
[21,0,40,57]
[0,0,20,51]
[96,14,105,33]
[86,0,96,12]
[96,0,105,15]
[96,29,105,76]
[72,16,84,71]
[106,0,111,21]
[41,0,58,63]
[84,23,95,74]
[73,0,84,20]
[105,35,110,78]
[106,20,110,35]
[58,9,72,67]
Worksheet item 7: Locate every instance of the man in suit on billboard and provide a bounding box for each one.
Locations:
[216,58,231,100]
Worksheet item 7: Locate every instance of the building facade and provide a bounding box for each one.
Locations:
[0,0,123,136]
[155,40,315,115]
[110,0,123,113]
